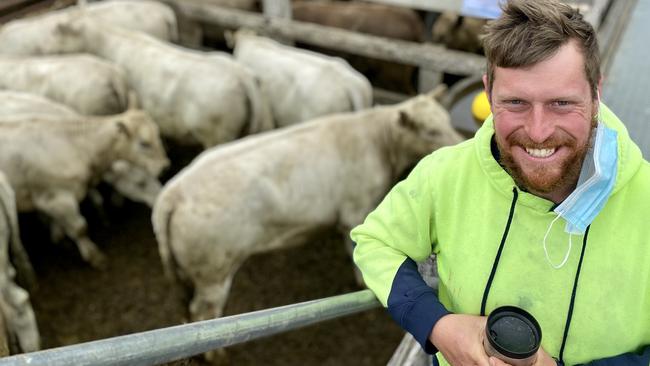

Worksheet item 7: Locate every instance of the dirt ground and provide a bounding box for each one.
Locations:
[18,194,405,366]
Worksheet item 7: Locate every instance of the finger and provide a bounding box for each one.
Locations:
[489,356,512,366]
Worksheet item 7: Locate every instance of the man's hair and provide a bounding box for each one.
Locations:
[482,0,600,98]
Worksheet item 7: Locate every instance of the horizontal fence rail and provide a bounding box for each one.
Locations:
[161,0,487,76]
[0,290,380,366]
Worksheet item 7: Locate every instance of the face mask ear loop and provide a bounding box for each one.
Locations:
[543,215,572,269]
[596,90,602,123]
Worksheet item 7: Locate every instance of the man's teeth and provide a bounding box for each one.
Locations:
[525,147,555,158]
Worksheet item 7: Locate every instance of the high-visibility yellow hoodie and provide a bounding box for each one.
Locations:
[351,104,650,365]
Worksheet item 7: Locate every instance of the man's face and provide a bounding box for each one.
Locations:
[486,40,599,202]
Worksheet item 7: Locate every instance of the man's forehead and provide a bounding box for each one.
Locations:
[491,48,590,99]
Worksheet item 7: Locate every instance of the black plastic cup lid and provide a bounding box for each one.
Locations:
[486,306,542,359]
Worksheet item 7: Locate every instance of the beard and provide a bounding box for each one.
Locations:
[497,122,596,195]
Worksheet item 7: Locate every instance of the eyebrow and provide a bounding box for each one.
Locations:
[494,94,585,102]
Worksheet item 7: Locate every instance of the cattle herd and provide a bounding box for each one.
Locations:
[0,0,483,362]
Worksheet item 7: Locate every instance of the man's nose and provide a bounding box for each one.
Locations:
[524,105,554,143]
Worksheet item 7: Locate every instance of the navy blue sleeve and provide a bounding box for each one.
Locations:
[386,257,450,354]
[578,346,650,365]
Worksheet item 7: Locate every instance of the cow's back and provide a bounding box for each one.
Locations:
[0,0,177,56]
[0,55,129,115]
[292,1,425,42]
[0,91,79,118]
[87,0,179,42]
[234,34,371,126]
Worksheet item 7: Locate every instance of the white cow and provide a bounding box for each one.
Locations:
[57,18,274,147]
[0,91,78,118]
[0,106,169,269]
[0,91,163,208]
[231,31,373,127]
[0,171,39,354]
[152,91,463,328]
[0,0,178,55]
[0,54,128,115]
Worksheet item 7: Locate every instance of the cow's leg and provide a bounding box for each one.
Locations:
[87,188,110,227]
[342,233,366,287]
[190,270,239,365]
[338,206,375,287]
[33,191,107,269]
[0,281,40,352]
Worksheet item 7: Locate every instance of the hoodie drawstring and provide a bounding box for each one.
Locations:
[558,225,590,363]
[477,185,590,363]
[480,187,518,316]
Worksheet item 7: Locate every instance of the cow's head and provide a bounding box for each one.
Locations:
[112,109,170,178]
[52,15,92,54]
[104,160,162,207]
[390,87,464,168]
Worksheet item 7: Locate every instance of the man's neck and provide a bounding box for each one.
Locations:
[529,185,577,205]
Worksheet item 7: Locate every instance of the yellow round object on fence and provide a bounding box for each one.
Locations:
[471,91,491,125]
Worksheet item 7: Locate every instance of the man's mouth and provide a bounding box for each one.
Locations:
[525,147,556,158]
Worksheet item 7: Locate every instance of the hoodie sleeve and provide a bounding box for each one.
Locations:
[350,155,449,353]
[578,346,650,365]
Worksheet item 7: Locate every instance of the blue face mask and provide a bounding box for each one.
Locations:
[543,99,618,268]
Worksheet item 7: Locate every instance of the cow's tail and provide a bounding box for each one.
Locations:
[151,190,180,285]
[0,183,37,291]
[162,5,180,42]
[239,67,275,135]
[346,73,373,111]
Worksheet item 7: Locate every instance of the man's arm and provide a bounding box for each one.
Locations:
[579,347,650,366]
[386,257,449,353]
[351,155,446,352]
[351,154,493,365]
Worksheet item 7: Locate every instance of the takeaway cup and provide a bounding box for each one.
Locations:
[483,306,542,366]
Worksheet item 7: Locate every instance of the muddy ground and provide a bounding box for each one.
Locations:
[18,194,405,365]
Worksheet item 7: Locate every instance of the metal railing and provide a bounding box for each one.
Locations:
[0,289,380,366]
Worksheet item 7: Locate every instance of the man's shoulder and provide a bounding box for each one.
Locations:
[420,137,477,168]
[614,158,650,204]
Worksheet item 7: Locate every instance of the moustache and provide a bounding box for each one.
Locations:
[506,131,577,150]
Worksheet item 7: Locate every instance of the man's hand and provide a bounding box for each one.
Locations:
[429,313,491,366]
[488,347,556,366]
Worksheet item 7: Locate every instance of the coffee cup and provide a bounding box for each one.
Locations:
[483,306,542,366]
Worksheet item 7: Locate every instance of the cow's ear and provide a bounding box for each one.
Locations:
[116,120,132,139]
[426,84,448,101]
[127,91,140,110]
[55,21,81,36]
[398,110,418,132]
[224,30,236,49]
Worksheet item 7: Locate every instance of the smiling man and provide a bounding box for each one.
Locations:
[351,0,650,365]
[489,38,597,205]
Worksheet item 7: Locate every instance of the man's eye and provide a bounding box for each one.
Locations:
[553,100,571,106]
[506,100,523,105]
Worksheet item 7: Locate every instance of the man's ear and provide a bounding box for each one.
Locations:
[482,74,491,103]
[597,76,604,100]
